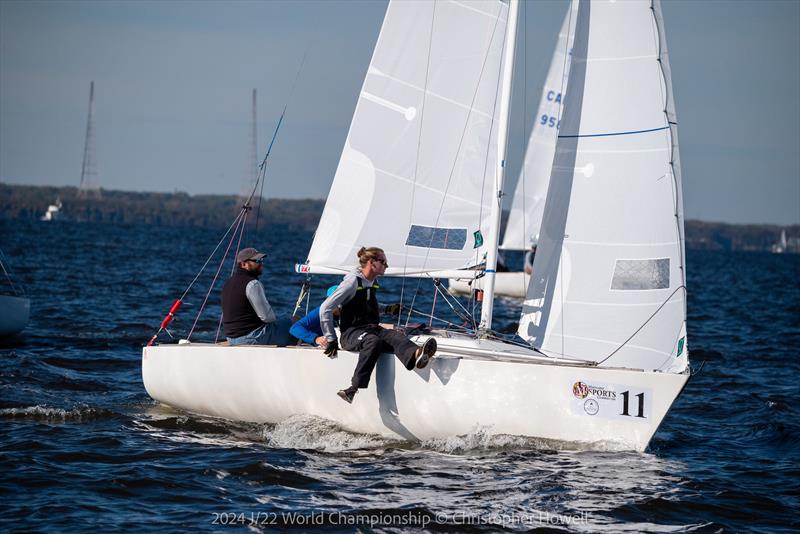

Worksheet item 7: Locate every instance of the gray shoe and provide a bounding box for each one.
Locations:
[337,388,356,404]
[415,338,437,369]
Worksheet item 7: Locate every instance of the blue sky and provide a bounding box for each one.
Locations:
[1,0,798,225]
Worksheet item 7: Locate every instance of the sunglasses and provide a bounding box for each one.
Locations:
[372,257,388,266]
[246,258,264,264]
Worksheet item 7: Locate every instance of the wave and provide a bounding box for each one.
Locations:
[420,426,635,453]
[262,415,395,452]
[0,404,118,422]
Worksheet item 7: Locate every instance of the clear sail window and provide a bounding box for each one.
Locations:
[611,258,670,290]
[405,225,467,250]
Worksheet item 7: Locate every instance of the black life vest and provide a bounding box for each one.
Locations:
[340,277,380,333]
[221,268,263,338]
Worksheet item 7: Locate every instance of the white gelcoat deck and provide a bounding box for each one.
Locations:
[448,272,530,298]
[142,334,687,451]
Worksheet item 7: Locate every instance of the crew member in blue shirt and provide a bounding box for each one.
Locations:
[290,286,339,346]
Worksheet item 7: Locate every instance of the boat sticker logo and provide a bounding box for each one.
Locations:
[572,381,589,399]
[570,380,652,422]
[677,337,685,357]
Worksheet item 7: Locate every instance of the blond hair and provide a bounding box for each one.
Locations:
[357,246,385,267]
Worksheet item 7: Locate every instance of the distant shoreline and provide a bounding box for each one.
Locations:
[1,183,798,253]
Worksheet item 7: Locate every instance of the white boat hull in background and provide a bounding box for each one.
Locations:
[0,295,30,337]
[142,336,688,451]
[448,271,529,298]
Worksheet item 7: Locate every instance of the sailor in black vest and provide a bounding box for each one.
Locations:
[319,246,437,404]
[222,247,292,346]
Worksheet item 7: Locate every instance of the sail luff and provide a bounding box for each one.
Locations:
[500,0,577,252]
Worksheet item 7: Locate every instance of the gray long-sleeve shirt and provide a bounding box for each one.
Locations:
[319,267,375,341]
[245,279,277,324]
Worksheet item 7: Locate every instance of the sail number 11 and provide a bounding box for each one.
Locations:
[620,391,646,418]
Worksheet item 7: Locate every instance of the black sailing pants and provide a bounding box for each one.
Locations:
[340,324,418,389]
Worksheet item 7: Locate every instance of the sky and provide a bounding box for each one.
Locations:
[1,0,798,225]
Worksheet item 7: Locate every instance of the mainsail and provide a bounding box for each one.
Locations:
[305,0,510,276]
[518,0,688,373]
[500,0,577,252]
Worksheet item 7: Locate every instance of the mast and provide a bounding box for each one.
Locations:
[79,81,96,193]
[479,0,519,332]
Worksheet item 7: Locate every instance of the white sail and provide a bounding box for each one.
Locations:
[306,0,510,275]
[518,0,688,373]
[500,0,577,251]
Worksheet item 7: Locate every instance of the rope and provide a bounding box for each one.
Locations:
[215,208,249,343]
[187,209,247,340]
[178,207,248,302]
[595,284,686,366]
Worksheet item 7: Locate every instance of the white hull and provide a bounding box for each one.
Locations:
[0,295,30,337]
[448,271,529,298]
[142,334,688,451]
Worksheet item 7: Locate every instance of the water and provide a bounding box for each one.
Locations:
[1,219,798,532]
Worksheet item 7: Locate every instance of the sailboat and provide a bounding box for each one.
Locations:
[448,0,577,299]
[143,0,690,451]
[0,250,30,338]
[40,198,63,222]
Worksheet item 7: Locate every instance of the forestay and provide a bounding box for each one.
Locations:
[518,0,688,373]
[306,0,509,276]
[500,0,577,251]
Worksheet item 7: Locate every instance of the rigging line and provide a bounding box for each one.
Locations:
[595,284,686,366]
[253,50,309,233]
[216,209,250,343]
[179,207,248,302]
[431,278,475,325]
[399,0,438,328]
[520,0,527,254]
[188,209,247,340]
[405,0,505,331]
[402,305,474,332]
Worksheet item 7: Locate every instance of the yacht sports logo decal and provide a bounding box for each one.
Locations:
[570,380,652,422]
[572,382,589,399]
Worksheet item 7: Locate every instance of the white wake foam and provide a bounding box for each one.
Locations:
[262,414,395,452]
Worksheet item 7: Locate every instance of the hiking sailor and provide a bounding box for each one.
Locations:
[319,246,437,404]
[222,247,293,346]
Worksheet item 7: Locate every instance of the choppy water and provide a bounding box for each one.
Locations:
[1,219,798,532]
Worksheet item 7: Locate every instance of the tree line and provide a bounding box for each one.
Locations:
[1,183,797,251]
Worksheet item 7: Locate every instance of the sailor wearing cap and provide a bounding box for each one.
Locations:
[221,247,292,346]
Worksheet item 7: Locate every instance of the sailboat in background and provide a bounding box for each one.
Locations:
[143,0,690,451]
[449,0,577,298]
[40,198,63,222]
[0,250,29,338]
